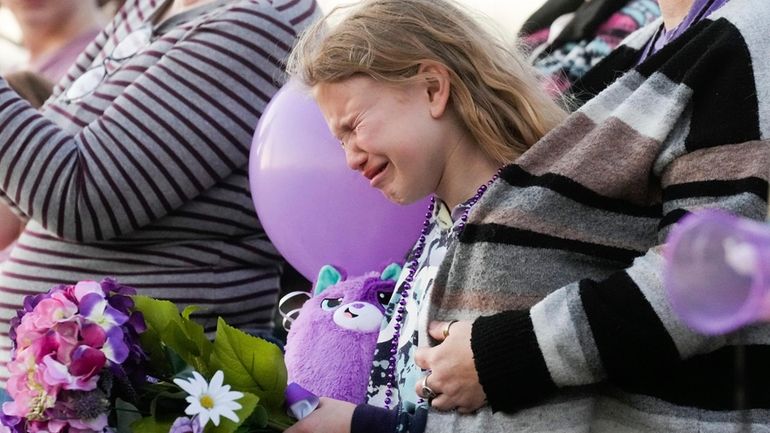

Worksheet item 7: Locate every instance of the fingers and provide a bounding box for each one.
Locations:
[414,370,433,399]
[427,320,448,342]
[427,390,484,413]
[414,346,430,369]
[429,393,453,411]
[417,320,488,414]
[456,405,478,415]
[412,369,487,414]
[284,417,310,433]
[421,320,466,367]
[413,369,447,403]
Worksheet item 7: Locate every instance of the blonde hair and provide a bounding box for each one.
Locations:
[287,0,566,164]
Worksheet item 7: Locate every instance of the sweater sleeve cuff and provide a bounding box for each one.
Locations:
[471,310,557,412]
[351,404,398,433]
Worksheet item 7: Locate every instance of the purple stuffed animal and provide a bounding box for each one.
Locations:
[284,263,401,404]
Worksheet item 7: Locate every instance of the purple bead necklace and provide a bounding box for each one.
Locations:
[383,169,501,410]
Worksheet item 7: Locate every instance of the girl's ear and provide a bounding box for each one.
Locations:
[418,61,452,119]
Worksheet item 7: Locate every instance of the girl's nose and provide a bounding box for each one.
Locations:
[344,143,367,172]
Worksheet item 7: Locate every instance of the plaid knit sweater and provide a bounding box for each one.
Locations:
[423,0,770,431]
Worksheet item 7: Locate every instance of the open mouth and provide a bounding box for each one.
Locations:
[364,162,388,187]
[343,307,359,319]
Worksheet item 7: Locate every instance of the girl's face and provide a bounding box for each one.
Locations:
[314,75,452,205]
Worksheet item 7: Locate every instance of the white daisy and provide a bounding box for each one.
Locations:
[173,370,244,428]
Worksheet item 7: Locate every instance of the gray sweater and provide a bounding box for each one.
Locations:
[424,0,770,431]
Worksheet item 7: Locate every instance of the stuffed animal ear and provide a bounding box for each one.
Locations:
[315,265,344,296]
[380,263,402,282]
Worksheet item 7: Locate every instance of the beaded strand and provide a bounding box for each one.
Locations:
[383,169,501,410]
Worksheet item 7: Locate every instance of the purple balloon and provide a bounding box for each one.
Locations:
[665,209,770,334]
[250,81,428,281]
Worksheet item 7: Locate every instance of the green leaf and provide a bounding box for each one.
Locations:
[134,296,186,376]
[133,295,184,333]
[165,345,192,376]
[210,318,287,412]
[133,294,212,377]
[164,321,201,356]
[251,405,269,428]
[268,409,295,430]
[207,391,258,433]
[182,305,201,320]
[162,321,211,376]
[149,390,187,421]
[180,312,213,364]
[115,399,143,433]
[138,327,170,376]
[233,404,269,433]
[131,417,174,433]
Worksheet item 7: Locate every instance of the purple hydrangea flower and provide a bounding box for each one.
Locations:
[79,293,129,332]
[0,412,22,433]
[103,327,129,364]
[7,278,150,430]
[169,416,203,433]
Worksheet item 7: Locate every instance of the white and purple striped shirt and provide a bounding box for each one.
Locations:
[0,0,320,381]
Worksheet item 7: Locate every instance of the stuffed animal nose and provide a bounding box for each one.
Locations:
[352,303,365,309]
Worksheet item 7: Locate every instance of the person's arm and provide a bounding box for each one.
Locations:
[331,402,426,433]
[419,15,770,413]
[411,5,770,420]
[284,399,426,433]
[0,1,309,242]
[474,143,769,410]
[0,70,52,250]
[350,405,398,433]
[474,99,769,415]
[0,202,23,250]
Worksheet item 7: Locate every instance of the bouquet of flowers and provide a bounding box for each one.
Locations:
[0,278,293,433]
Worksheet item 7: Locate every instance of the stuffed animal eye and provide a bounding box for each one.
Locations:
[321,297,344,311]
[377,290,393,307]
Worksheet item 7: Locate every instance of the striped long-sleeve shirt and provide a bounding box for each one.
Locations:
[420,0,770,431]
[0,0,320,381]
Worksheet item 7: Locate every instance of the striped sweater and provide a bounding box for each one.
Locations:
[0,0,319,381]
[423,0,770,431]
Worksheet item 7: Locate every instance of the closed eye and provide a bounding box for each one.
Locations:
[321,297,344,311]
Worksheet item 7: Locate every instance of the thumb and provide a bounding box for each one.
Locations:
[428,321,448,342]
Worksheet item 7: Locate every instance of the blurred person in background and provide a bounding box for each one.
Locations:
[98,0,126,17]
[0,0,109,256]
[520,0,660,97]
[4,70,51,108]
[0,71,54,263]
[0,38,25,75]
[0,0,108,83]
[0,0,126,261]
